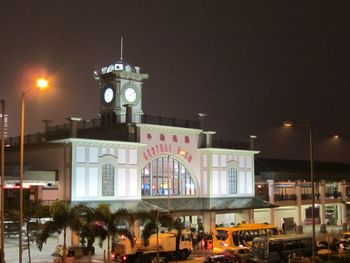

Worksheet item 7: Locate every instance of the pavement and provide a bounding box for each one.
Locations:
[2,225,345,263]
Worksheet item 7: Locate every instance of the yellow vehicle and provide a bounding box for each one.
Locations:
[112,231,192,262]
[213,223,280,254]
[343,231,350,240]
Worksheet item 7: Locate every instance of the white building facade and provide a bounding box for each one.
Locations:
[56,122,262,232]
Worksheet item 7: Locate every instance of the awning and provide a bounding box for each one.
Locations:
[144,197,277,213]
[71,200,168,213]
[71,197,276,214]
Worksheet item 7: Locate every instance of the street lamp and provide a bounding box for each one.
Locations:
[283,121,315,263]
[19,78,48,263]
[0,100,5,263]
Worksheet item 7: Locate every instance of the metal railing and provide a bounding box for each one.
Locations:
[274,193,297,201]
[6,114,249,150]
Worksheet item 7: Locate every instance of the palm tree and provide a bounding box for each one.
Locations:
[92,203,113,262]
[138,210,172,246]
[136,210,173,263]
[92,204,134,262]
[172,217,185,262]
[36,200,73,263]
[70,203,96,254]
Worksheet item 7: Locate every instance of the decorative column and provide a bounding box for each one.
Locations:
[319,180,327,233]
[267,180,275,225]
[203,212,216,232]
[210,211,216,231]
[66,117,82,138]
[249,209,254,223]
[198,113,207,130]
[133,219,141,240]
[202,131,216,148]
[295,180,303,233]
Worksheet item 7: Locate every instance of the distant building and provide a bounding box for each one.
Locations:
[0,113,8,142]
[254,158,350,232]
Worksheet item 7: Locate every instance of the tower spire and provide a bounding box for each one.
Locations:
[120,37,123,61]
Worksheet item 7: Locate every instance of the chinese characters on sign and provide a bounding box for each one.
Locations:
[146,133,190,144]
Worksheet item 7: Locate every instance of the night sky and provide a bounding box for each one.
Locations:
[1,1,350,163]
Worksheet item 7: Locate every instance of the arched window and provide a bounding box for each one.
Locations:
[141,156,195,197]
[228,167,237,194]
[102,164,115,196]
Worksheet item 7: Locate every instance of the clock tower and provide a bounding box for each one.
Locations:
[94,58,149,124]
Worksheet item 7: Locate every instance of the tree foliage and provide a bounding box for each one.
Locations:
[137,210,173,246]
[36,200,73,263]
[70,204,96,248]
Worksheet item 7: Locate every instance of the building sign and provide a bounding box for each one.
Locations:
[142,144,192,163]
[142,132,194,163]
[146,133,190,144]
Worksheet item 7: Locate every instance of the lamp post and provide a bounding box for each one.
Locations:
[0,100,5,263]
[19,78,48,263]
[283,121,315,263]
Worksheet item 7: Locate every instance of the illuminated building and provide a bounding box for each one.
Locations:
[4,54,350,245]
[5,55,274,235]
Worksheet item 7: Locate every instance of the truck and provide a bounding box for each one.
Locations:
[112,231,193,263]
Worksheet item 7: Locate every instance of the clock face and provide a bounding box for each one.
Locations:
[124,87,137,103]
[104,87,114,103]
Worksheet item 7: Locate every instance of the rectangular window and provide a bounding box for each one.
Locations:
[76,146,86,163]
[118,149,126,164]
[129,169,137,196]
[142,165,151,196]
[212,171,219,195]
[76,167,86,197]
[203,171,208,195]
[203,154,207,168]
[239,171,245,193]
[246,171,253,194]
[89,168,98,196]
[220,171,227,194]
[220,155,227,168]
[89,147,98,163]
[239,156,245,168]
[246,156,252,168]
[102,164,114,196]
[228,168,237,194]
[118,168,126,196]
[101,148,107,155]
[129,149,137,164]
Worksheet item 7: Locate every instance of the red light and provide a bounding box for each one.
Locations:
[4,185,30,189]
[123,256,127,260]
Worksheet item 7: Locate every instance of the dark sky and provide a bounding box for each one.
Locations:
[1,0,350,163]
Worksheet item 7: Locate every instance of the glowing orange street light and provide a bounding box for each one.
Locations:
[36,78,49,90]
[19,78,49,263]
